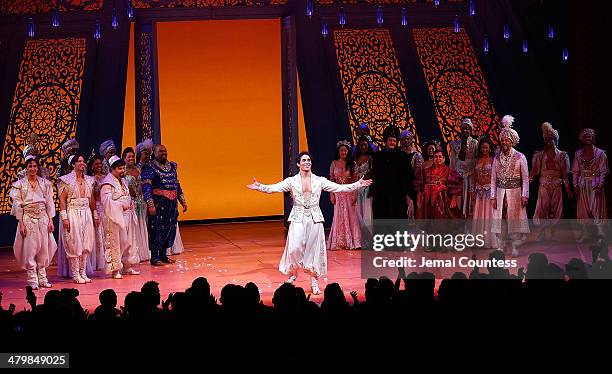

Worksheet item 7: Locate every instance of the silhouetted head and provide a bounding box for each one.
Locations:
[99,289,117,308]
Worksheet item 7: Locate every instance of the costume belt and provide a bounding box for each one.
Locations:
[68,197,90,210]
[539,176,562,187]
[23,203,46,219]
[496,178,522,189]
[153,189,178,200]
[580,171,599,178]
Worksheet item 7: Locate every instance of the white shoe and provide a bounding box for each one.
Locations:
[123,268,140,275]
[286,274,297,284]
[112,271,123,279]
[310,277,321,295]
[37,268,52,288]
[79,256,92,283]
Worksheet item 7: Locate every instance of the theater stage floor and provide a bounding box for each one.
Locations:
[0,221,593,312]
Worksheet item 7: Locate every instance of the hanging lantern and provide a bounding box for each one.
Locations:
[339,7,346,27]
[376,5,383,26]
[321,17,328,38]
[483,34,489,54]
[562,48,569,61]
[401,7,407,27]
[470,0,476,16]
[454,15,460,33]
[547,25,555,39]
[94,19,101,41]
[522,40,528,54]
[434,0,440,8]
[306,0,313,18]
[127,0,134,20]
[27,17,35,38]
[52,10,60,28]
[503,24,511,40]
[112,8,119,30]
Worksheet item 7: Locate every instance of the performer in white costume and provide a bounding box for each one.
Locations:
[449,117,478,218]
[10,155,57,289]
[59,153,99,284]
[100,156,140,279]
[247,152,372,294]
[491,115,530,257]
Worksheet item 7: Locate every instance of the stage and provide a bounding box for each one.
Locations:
[0,221,595,312]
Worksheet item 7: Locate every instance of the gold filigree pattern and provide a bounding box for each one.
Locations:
[137,32,153,141]
[0,38,87,213]
[0,0,103,14]
[412,27,500,155]
[133,0,287,8]
[334,29,418,150]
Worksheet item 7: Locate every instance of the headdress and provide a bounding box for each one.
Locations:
[61,138,80,159]
[579,128,595,143]
[108,155,122,168]
[541,122,559,144]
[499,115,519,146]
[99,140,116,157]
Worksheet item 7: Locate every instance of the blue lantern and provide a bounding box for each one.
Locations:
[454,15,460,33]
[94,19,101,41]
[484,35,490,54]
[470,0,476,16]
[52,10,60,28]
[434,0,440,8]
[321,17,328,38]
[339,8,346,27]
[112,8,119,30]
[503,24,511,40]
[376,5,383,26]
[306,0,313,18]
[562,48,569,61]
[522,40,528,54]
[127,0,134,20]
[27,17,35,38]
[547,25,555,39]
[401,7,407,27]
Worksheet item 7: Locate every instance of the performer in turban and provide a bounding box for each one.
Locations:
[490,115,530,257]
[99,140,117,176]
[530,122,572,240]
[449,117,479,218]
[572,128,608,242]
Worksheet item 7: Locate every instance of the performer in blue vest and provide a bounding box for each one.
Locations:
[141,145,187,266]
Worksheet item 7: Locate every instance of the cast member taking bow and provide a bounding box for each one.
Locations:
[247,151,372,294]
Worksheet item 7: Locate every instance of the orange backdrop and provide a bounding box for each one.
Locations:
[123,19,307,221]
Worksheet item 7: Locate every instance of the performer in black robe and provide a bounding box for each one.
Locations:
[370,126,417,219]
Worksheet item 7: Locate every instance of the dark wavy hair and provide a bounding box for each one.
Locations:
[122,147,135,160]
[422,141,439,161]
[476,137,496,159]
[297,151,311,167]
[333,142,355,176]
[23,157,39,169]
[87,154,103,176]
[355,136,374,159]
[69,152,85,166]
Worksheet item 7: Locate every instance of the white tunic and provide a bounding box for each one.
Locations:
[491,148,530,234]
[257,173,360,277]
[10,177,57,270]
[58,171,96,258]
[100,174,139,274]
